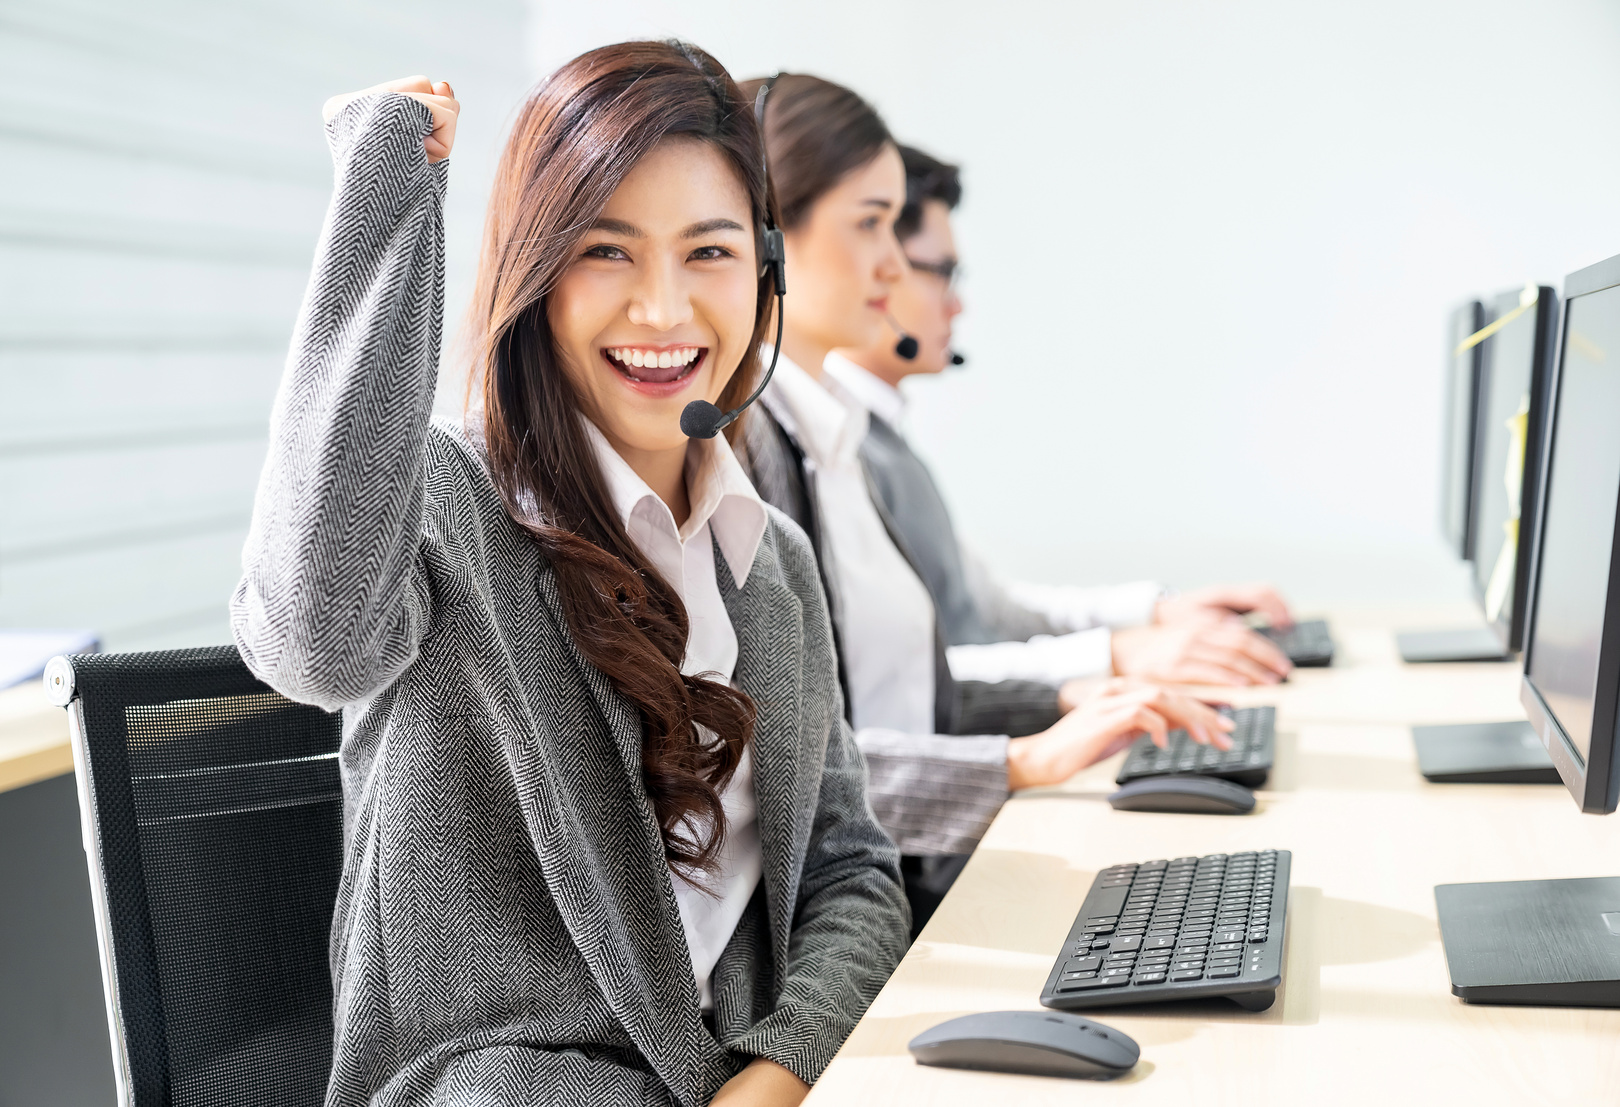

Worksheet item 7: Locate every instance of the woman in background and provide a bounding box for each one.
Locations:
[232,43,905,1107]
[739,72,1231,929]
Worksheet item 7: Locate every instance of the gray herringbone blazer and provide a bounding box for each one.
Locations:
[230,93,907,1107]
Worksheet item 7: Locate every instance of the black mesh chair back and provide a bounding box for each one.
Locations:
[48,646,344,1107]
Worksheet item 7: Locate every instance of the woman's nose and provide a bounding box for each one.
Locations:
[877,234,907,285]
[626,262,694,330]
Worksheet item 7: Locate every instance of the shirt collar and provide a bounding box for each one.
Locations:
[760,349,869,468]
[823,352,907,427]
[582,418,769,588]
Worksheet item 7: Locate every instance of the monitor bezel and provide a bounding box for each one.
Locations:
[1519,253,1620,814]
[1468,286,1559,654]
[1443,300,1487,562]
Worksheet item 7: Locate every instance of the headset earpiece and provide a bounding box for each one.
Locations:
[682,73,788,440]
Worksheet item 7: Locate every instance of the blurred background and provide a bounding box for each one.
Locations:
[6,0,1620,659]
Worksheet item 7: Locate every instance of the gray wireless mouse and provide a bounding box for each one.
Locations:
[908,1010,1139,1079]
[1108,774,1256,814]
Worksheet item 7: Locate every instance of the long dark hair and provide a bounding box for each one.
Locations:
[467,41,778,876]
[739,73,893,230]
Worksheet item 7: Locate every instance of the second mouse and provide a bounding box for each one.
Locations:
[1108,775,1257,815]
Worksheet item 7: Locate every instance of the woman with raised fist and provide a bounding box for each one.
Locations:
[232,44,905,1107]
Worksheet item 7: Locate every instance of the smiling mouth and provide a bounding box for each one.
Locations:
[603,345,706,385]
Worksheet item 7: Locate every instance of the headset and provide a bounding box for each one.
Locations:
[680,76,788,440]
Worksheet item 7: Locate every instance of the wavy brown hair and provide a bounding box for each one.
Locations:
[466,41,778,876]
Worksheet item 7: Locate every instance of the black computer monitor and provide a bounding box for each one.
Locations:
[1434,255,1620,1011]
[1520,255,1620,814]
[1467,285,1559,654]
[1441,300,1486,561]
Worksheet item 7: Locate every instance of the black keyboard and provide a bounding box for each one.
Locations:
[1115,706,1274,788]
[1258,618,1334,667]
[1040,850,1291,1013]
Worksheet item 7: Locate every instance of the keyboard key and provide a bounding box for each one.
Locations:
[1058,977,1128,992]
[1170,969,1204,981]
[1207,967,1241,978]
[1215,930,1246,943]
[1133,971,1168,985]
[1068,956,1102,972]
[1110,936,1142,952]
[1062,971,1098,982]
[1249,931,1269,943]
[1144,935,1176,949]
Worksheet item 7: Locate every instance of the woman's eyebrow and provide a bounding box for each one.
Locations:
[682,217,747,238]
[591,216,644,237]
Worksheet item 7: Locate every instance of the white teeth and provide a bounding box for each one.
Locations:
[605,347,702,372]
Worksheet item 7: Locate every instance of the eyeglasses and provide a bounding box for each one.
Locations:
[906,256,960,289]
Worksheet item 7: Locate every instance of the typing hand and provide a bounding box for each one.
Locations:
[323,76,460,162]
[1155,582,1294,630]
[1110,621,1292,687]
[1007,679,1233,790]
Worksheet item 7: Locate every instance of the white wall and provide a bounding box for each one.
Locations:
[528,0,1620,609]
[2,0,530,650]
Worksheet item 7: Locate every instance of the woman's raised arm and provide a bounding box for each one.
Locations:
[231,81,459,710]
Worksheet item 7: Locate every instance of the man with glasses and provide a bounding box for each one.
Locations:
[828,146,1297,690]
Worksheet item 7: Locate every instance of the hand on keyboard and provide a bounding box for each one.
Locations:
[1110,621,1292,686]
[1155,583,1294,629]
[1007,679,1234,790]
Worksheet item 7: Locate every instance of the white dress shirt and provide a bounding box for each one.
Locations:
[823,354,1162,685]
[764,353,938,734]
[585,419,769,1010]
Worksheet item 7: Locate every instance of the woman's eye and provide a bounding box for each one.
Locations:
[859,216,881,231]
[689,245,733,261]
[583,244,629,261]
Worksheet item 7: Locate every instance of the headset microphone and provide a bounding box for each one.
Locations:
[885,314,919,361]
[682,76,787,441]
[950,351,966,366]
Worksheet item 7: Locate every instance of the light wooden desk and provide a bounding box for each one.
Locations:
[808,607,1620,1106]
[0,680,72,794]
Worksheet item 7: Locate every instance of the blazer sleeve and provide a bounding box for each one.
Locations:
[230,93,444,711]
[726,524,910,1087]
[854,727,1009,856]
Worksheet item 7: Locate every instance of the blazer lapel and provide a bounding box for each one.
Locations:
[717,531,815,983]
[507,561,725,1106]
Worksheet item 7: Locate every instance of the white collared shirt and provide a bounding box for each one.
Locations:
[584,420,768,1010]
[763,353,938,734]
[824,352,906,428]
[823,353,1162,684]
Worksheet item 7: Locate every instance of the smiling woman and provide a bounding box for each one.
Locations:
[230,41,906,1107]
[545,137,761,518]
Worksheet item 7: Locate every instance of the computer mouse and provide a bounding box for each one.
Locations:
[1108,774,1256,815]
[908,1010,1139,1079]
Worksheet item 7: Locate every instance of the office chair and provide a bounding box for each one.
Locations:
[45,646,343,1107]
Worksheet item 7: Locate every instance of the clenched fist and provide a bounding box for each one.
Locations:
[323,76,459,163]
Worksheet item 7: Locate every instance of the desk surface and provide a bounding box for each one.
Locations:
[807,607,1620,1106]
[0,682,71,795]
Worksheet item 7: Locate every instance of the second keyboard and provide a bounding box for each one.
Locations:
[1116,705,1275,788]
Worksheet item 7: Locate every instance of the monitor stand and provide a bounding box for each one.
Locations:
[1395,626,1511,663]
[1412,720,1561,783]
[1437,877,1620,1006]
